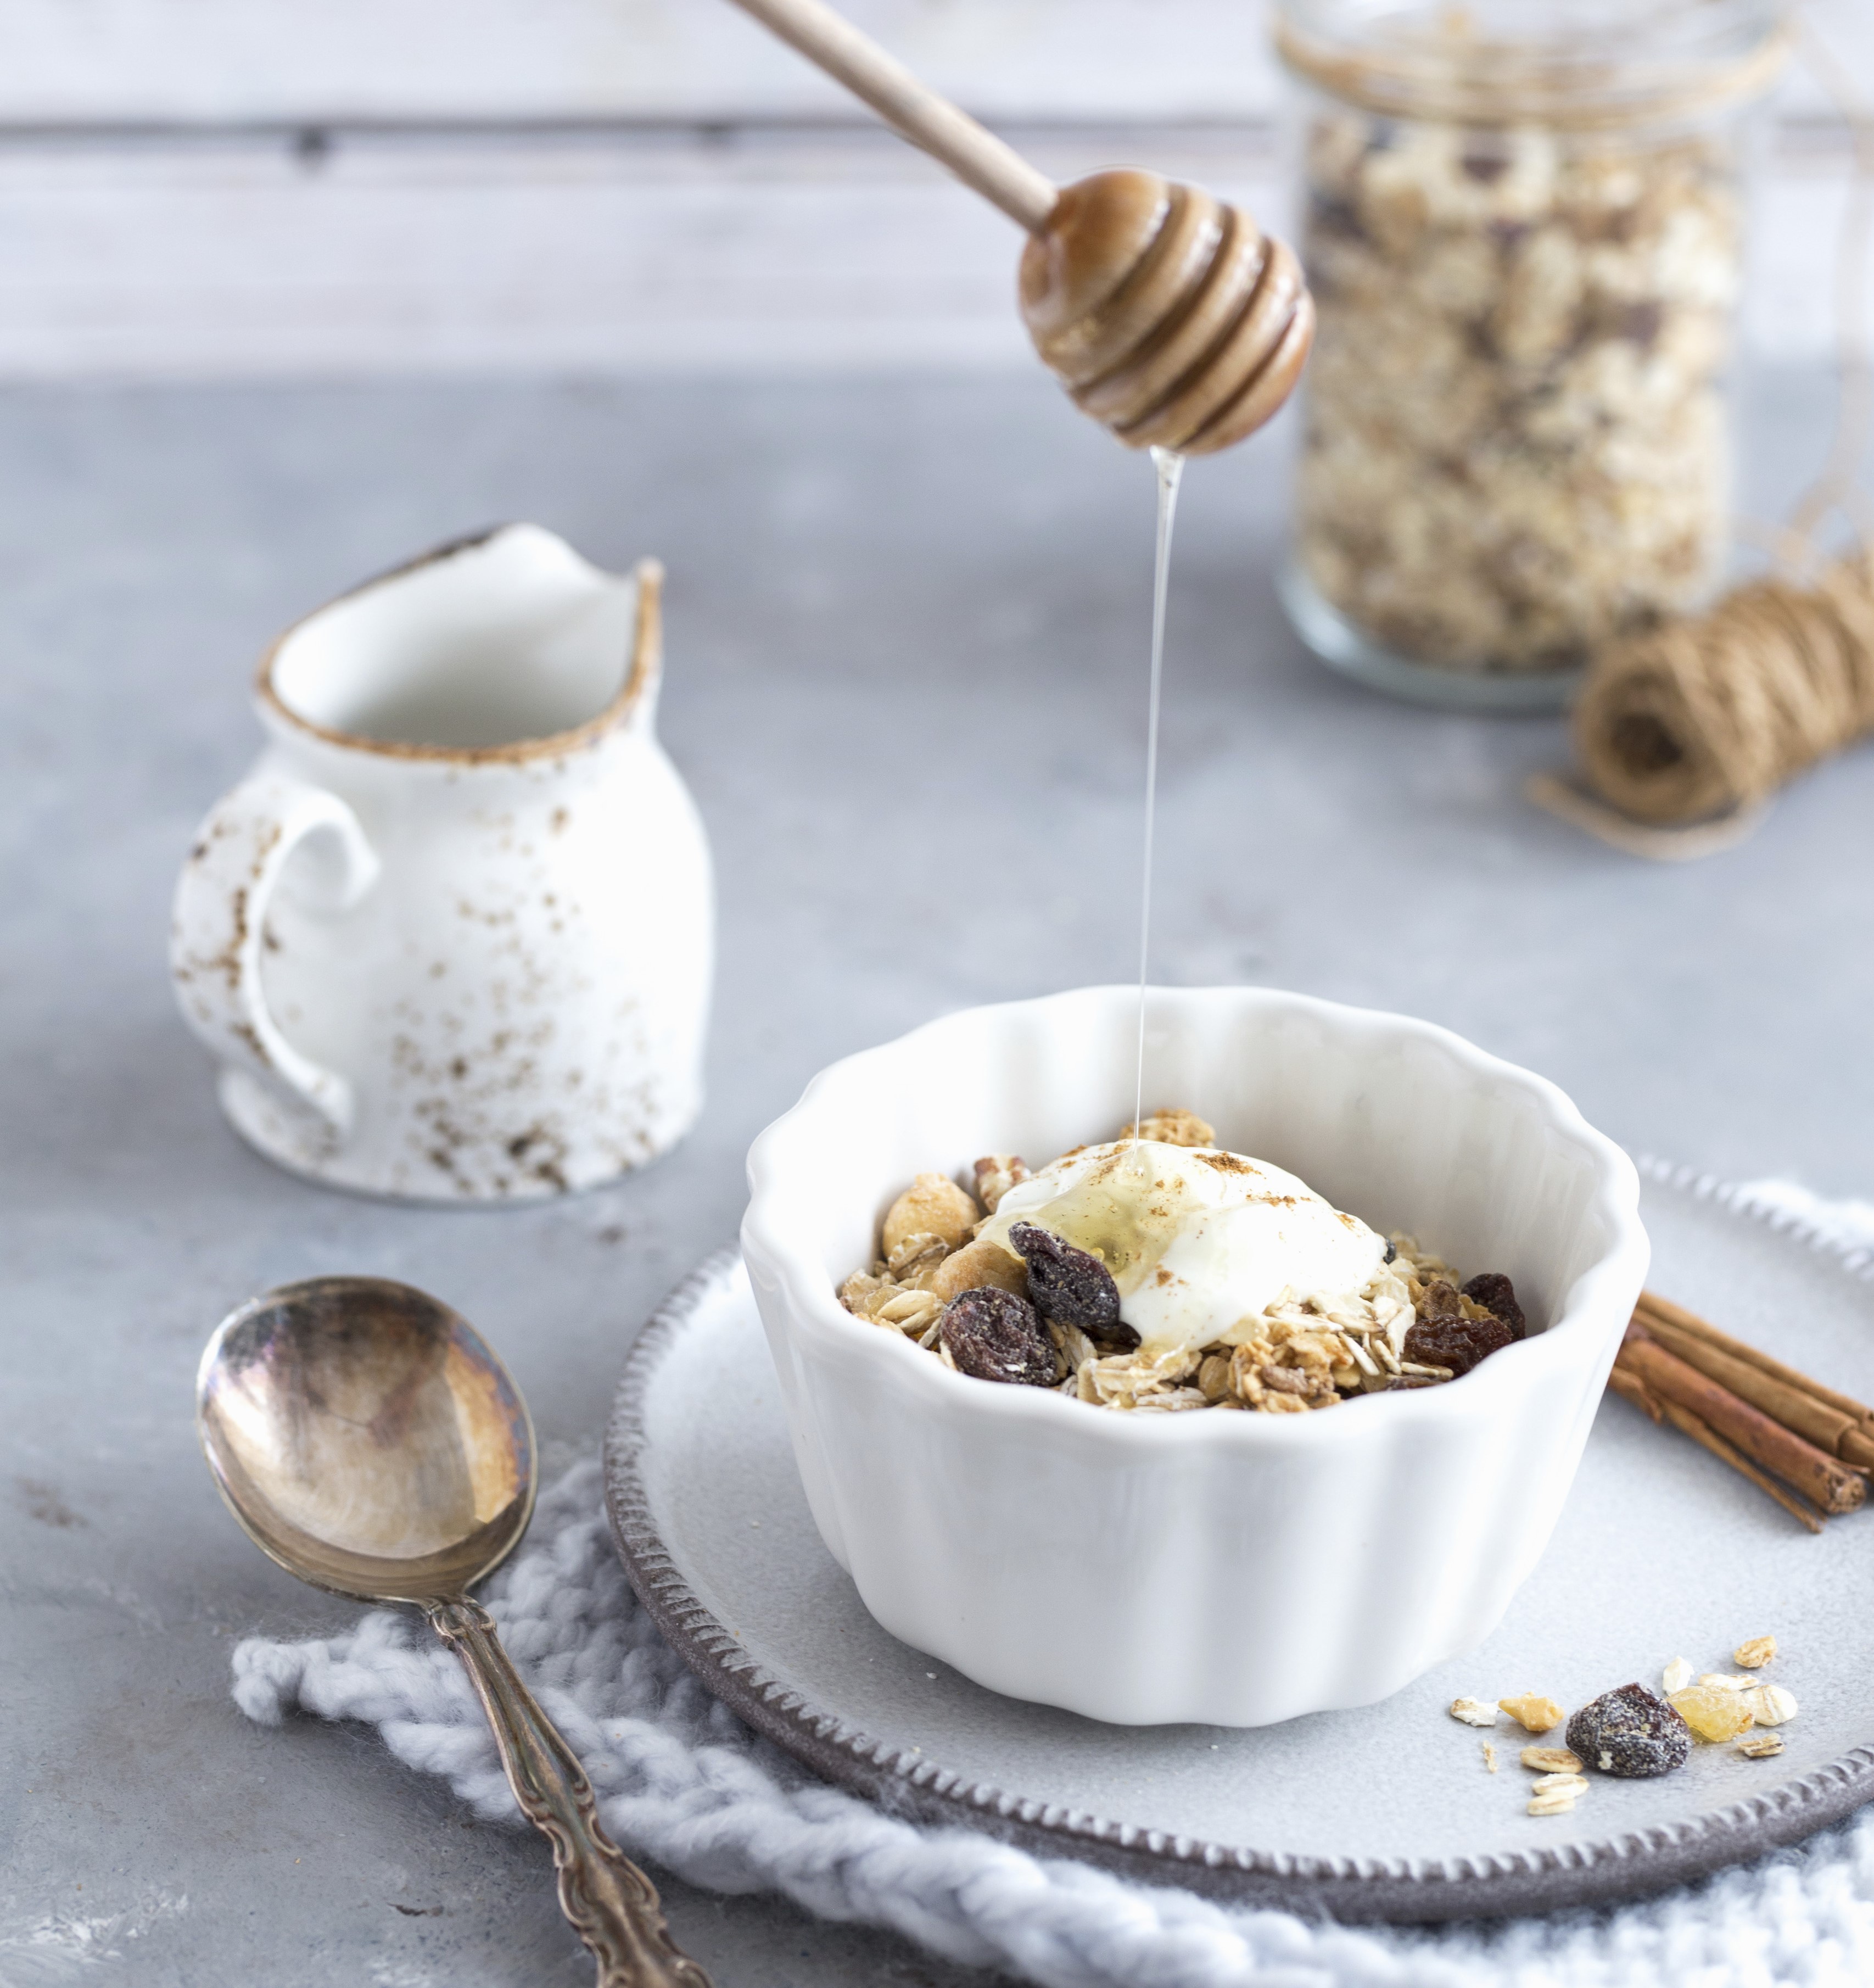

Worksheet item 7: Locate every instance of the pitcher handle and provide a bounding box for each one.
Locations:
[170,771,380,1135]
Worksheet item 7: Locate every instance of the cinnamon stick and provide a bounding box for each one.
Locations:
[1606,1364,1664,1423]
[1635,1290,1874,1460]
[1652,1397,1827,1535]
[1632,1302,1874,1470]
[1618,1325,1867,1515]
[1606,1356,1826,1528]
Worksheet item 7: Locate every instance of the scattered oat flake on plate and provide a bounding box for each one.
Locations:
[1669,1685,1755,1742]
[1528,1791,1577,1816]
[1662,1657,1694,1694]
[1498,1693,1563,1733]
[1450,1696,1499,1727]
[1530,1772,1589,1796]
[1482,1741,1498,1773]
[1737,1733,1786,1758]
[1734,1635,1777,1669]
[1698,1673,1751,1691]
[1521,1745,1584,1774]
[1746,1684,1798,1727]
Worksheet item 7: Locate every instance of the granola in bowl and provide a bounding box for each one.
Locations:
[840,1107,1526,1413]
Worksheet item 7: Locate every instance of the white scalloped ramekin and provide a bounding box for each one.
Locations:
[741,985,1647,1728]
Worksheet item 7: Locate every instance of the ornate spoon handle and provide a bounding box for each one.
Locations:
[429,1598,713,1987]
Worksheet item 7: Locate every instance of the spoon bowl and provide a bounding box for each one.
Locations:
[198,1275,535,1601]
[197,1275,709,1987]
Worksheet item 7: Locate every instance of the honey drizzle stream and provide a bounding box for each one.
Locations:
[1132,446,1185,1149]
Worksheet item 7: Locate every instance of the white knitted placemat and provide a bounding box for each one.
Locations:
[233,1175,1874,1988]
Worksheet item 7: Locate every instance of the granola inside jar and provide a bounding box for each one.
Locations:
[1273,0,1788,708]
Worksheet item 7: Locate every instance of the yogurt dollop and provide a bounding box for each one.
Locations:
[978,1139,1385,1357]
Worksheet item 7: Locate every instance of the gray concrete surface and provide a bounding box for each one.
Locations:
[3,370,1870,1985]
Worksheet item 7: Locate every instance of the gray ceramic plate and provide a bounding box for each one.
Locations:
[603,1168,1874,1923]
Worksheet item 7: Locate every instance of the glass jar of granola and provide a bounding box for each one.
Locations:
[1274,0,1788,709]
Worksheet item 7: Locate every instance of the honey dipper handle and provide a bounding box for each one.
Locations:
[723,0,1058,231]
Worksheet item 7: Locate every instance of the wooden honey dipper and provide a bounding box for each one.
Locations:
[725,0,1314,455]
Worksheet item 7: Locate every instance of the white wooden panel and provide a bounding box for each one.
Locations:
[0,127,1847,379]
[8,0,1871,127]
[2,0,1284,124]
[0,129,1283,376]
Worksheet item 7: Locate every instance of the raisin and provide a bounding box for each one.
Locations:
[1006,1222,1137,1348]
[1462,1271,1526,1341]
[1383,1238,1397,1264]
[1565,1684,1691,1778]
[1403,1279,1512,1377]
[938,1287,1057,1388]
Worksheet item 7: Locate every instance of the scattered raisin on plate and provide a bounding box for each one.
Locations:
[938,1288,1058,1388]
[1565,1684,1691,1778]
[1403,1279,1513,1377]
[1007,1222,1137,1349]
[1462,1271,1526,1341]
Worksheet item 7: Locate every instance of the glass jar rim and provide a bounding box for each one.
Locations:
[1274,0,1791,130]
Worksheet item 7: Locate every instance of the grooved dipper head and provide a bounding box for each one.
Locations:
[1020,169,1315,456]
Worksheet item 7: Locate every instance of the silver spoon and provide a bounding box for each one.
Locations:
[196,1275,711,1988]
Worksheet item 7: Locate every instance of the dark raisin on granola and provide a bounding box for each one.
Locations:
[1006,1222,1137,1348]
[1383,1238,1397,1264]
[1565,1684,1691,1778]
[1461,1271,1526,1341]
[1402,1278,1512,1377]
[938,1287,1058,1387]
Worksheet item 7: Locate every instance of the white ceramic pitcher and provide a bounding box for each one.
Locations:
[170,524,714,1202]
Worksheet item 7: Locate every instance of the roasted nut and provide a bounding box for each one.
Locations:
[1733,1635,1776,1669]
[927,1237,1028,1303]
[881,1174,978,1258]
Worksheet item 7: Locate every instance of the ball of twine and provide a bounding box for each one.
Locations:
[1572,548,1874,826]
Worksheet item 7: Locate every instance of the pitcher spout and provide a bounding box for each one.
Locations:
[258,524,662,763]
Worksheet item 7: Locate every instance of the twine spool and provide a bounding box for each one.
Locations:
[1570,549,1874,827]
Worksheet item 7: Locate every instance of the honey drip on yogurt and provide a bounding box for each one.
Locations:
[1131,445,1185,1152]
